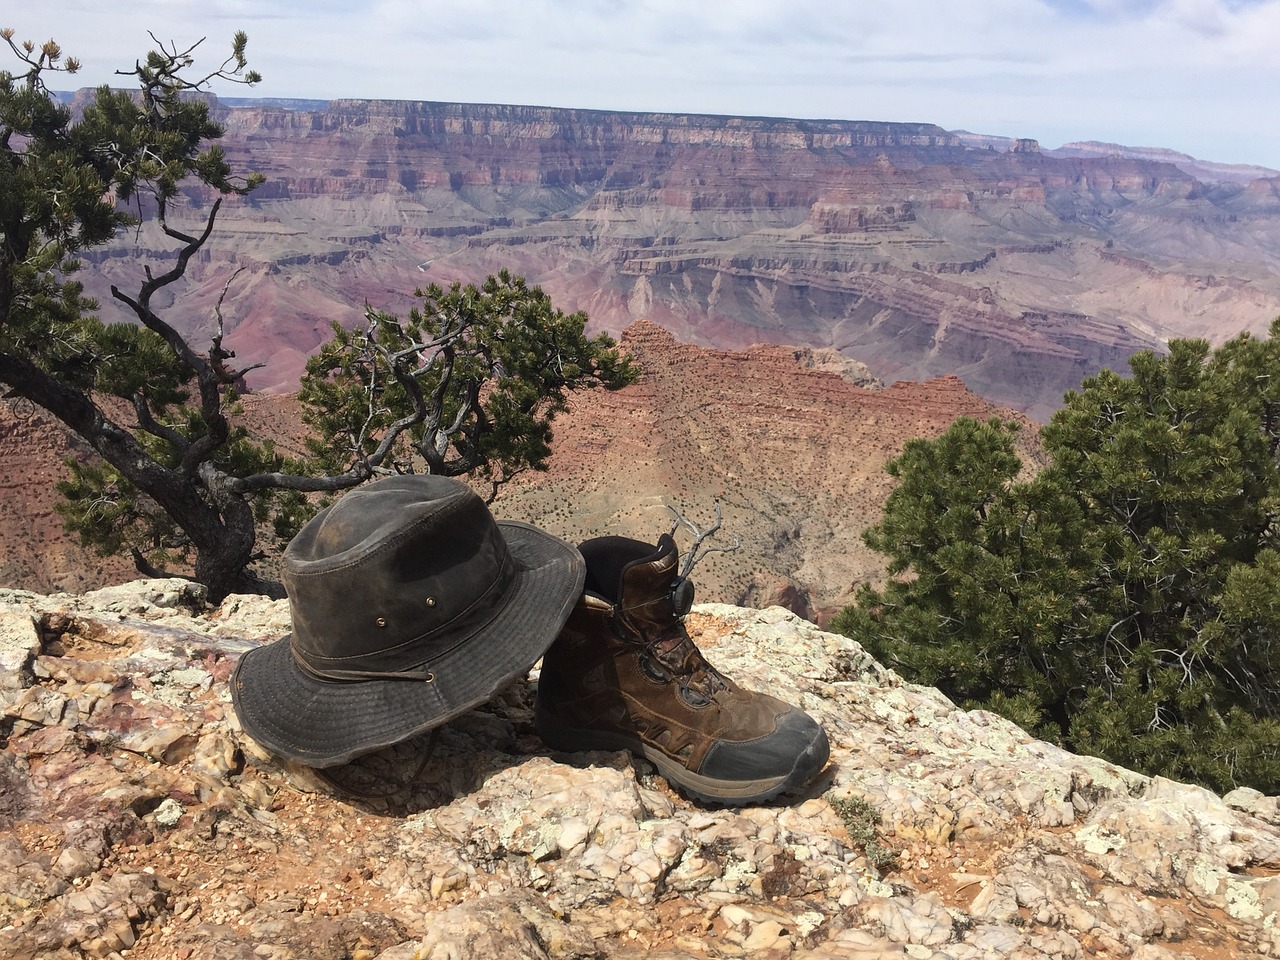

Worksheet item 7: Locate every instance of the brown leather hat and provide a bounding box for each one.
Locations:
[231,474,585,767]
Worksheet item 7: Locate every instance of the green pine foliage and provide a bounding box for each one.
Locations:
[831,417,1090,743]
[299,270,635,501]
[0,28,635,598]
[835,321,1280,793]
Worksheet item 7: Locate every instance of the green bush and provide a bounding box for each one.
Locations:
[834,321,1280,794]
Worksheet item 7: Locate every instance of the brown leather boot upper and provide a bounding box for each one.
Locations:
[536,534,829,804]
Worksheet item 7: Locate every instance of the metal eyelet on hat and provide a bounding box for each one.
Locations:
[425,597,437,607]
[376,617,387,627]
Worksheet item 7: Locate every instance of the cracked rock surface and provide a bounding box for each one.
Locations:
[0,579,1275,959]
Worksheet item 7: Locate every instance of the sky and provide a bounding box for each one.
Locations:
[5,0,1280,169]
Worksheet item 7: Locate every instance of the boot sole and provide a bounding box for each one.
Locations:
[535,705,829,806]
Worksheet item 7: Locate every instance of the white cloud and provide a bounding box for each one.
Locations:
[4,0,1280,166]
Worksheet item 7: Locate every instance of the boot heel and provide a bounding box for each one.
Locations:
[534,703,642,755]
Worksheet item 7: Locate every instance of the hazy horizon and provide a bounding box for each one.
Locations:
[7,1,1280,170]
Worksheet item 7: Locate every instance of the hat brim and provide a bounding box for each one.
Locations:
[231,521,585,768]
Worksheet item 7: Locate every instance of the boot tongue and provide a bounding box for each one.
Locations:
[650,629,696,666]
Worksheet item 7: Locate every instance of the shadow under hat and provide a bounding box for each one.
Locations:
[232,474,585,768]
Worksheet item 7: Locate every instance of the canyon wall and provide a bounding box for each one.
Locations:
[14,96,1280,604]
[69,96,1280,421]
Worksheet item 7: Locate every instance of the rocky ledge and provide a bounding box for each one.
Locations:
[3,580,1280,959]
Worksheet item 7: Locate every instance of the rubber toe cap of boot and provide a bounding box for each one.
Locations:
[694,706,830,804]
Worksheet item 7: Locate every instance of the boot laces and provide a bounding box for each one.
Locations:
[647,626,729,706]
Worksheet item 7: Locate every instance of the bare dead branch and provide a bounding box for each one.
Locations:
[110,197,224,379]
[667,501,742,581]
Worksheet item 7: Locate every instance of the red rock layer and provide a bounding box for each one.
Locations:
[0,323,1035,620]
[60,97,1280,424]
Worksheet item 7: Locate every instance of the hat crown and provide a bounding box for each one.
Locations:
[284,475,514,680]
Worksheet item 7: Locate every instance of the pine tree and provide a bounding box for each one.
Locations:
[831,416,1091,739]
[836,322,1280,792]
[1044,330,1280,789]
[0,29,634,600]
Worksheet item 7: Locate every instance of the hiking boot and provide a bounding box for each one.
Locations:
[535,533,829,805]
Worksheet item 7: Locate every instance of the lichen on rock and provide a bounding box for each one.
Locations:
[1,580,1279,958]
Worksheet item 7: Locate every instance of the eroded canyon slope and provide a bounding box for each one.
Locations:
[0,323,1036,620]
[69,96,1280,422]
[490,321,1044,623]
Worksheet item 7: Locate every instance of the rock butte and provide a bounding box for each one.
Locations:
[3,578,1279,959]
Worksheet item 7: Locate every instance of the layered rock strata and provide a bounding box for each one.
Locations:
[64,97,1280,420]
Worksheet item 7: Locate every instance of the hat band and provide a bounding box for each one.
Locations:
[291,659,440,684]
[289,552,517,683]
